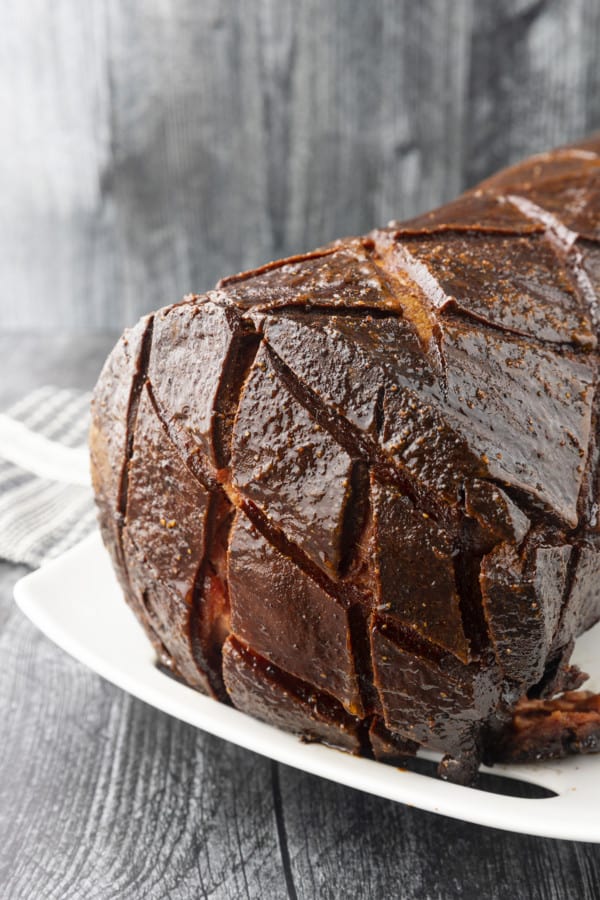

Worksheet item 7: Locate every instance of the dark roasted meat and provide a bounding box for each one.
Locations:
[489,691,600,763]
[90,136,600,782]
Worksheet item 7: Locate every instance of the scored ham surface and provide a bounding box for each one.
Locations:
[90,136,600,783]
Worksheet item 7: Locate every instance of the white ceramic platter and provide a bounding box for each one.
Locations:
[13,531,600,842]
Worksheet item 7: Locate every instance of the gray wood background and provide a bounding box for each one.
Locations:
[2,0,600,333]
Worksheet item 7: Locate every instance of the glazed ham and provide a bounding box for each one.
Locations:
[90,136,600,783]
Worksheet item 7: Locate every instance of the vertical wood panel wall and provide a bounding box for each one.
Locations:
[1,0,599,332]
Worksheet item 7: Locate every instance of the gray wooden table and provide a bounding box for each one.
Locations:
[0,335,599,900]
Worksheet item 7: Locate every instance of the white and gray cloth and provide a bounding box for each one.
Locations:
[0,387,96,568]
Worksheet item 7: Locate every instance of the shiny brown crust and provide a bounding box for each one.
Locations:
[489,691,600,763]
[91,136,600,782]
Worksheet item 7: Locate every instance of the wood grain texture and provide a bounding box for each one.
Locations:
[0,599,287,900]
[2,335,600,898]
[1,0,599,333]
[464,0,600,184]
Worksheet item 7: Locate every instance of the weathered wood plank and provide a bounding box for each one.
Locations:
[0,333,118,409]
[2,1,599,333]
[276,762,600,900]
[464,0,600,184]
[0,2,116,332]
[0,602,288,900]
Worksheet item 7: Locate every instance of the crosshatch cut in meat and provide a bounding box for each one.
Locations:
[90,135,600,784]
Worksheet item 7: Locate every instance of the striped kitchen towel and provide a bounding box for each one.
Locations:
[0,387,96,567]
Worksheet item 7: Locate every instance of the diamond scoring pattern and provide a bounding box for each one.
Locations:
[91,139,600,775]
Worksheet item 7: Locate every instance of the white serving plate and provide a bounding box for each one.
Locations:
[14,531,600,842]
